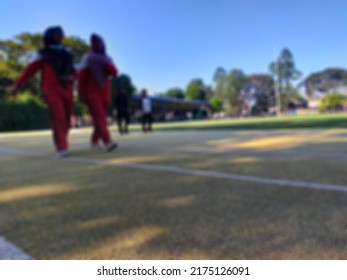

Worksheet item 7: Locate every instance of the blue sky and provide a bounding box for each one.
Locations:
[1,0,347,93]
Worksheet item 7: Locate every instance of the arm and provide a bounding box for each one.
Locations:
[106,63,118,77]
[14,59,43,90]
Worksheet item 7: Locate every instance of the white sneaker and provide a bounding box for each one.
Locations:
[56,150,70,158]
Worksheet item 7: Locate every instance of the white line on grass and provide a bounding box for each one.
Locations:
[0,236,32,260]
[69,156,347,193]
[1,146,347,193]
[180,146,347,159]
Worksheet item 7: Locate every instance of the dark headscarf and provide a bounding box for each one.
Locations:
[39,26,74,87]
[86,33,112,87]
[43,26,64,47]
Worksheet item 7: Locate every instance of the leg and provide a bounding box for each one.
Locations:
[46,96,70,152]
[117,112,124,135]
[62,95,73,148]
[142,113,146,132]
[87,98,111,145]
[124,111,130,133]
[88,101,102,145]
[148,113,153,131]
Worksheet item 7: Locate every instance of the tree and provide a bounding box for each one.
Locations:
[0,33,40,63]
[278,85,303,111]
[209,95,223,112]
[185,79,207,101]
[213,67,227,83]
[0,33,42,96]
[303,68,347,98]
[269,48,301,112]
[214,69,248,115]
[63,36,89,63]
[319,92,345,113]
[269,48,301,97]
[242,74,275,115]
[164,87,184,99]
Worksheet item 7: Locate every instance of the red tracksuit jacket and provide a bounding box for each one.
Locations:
[14,56,75,98]
[78,61,117,102]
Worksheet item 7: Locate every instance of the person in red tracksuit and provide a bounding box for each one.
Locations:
[78,33,118,151]
[13,26,75,158]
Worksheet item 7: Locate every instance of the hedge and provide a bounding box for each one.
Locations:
[0,93,50,131]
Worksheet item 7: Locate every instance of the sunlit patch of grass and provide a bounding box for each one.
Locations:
[77,215,121,230]
[0,184,75,203]
[67,226,165,259]
[155,195,196,208]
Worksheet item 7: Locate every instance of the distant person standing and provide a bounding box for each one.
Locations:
[78,33,118,151]
[114,87,130,135]
[12,26,75,158]
[141,89,153,133]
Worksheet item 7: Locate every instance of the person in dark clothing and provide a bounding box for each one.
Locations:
[114,87,130,135]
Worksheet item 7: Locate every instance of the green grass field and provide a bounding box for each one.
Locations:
[129,113,347,131]
[1,116,347,259]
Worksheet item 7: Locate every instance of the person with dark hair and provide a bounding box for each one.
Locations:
[78,33,118,151]
[114,87,130,135]
[12,26,75,158]
[140,89,153,133]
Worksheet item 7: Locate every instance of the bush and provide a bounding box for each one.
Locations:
[208,96,223,113]
[0,92,50,131]
[319,93,345,113]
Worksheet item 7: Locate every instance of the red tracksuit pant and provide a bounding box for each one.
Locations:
[45,94,73,151]
[86,97,112,145]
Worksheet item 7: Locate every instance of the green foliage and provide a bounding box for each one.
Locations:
[214,69,249,114]
[208,95,223,112]
[73,97,88,117]
[304,68,347,97]
[213,67,227,83]
[319,92,345,113]
[63,36,89,63]
[185,79,207,101]
[269,48,301,96]
[247,74,275,114]
[164,87,184,99]
[278,85,301,110]
[0,32,89,96]
[0,92,49,131]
